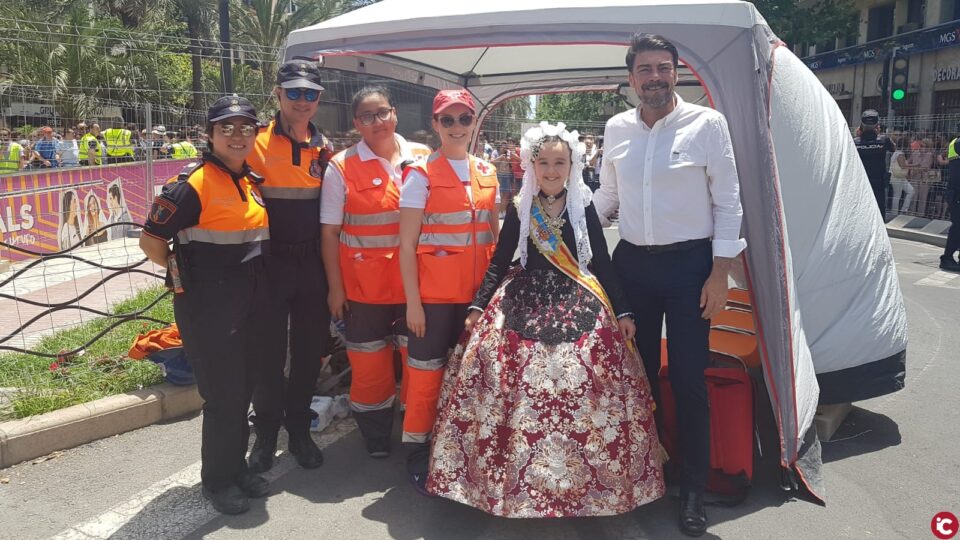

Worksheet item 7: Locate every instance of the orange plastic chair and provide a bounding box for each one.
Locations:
[709,328,761,369]
[711,309,756,334]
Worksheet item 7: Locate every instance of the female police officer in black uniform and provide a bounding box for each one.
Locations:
[140,95,270,515]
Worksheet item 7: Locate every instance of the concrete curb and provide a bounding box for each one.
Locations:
[886,225,947,248]
[0,383,202,469]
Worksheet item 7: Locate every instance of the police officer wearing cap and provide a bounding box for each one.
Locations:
[246,60,334,473]
[140,95,270,514]
[854,109,896,218]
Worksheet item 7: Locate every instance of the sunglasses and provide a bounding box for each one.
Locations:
[284,88,321,102]
[217,123,258,137]
[437,114,474,128]
[356,108,395,126]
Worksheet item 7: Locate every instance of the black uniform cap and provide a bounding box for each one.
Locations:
[277,60,325,91]
[208,94,258,123]
[861,109,880,126]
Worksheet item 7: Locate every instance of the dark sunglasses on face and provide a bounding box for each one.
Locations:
[437,114,474,128]
[356,108,395,126]
[284,88,321,102]
[218,123,258,137]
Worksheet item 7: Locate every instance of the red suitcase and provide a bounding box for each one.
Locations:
[659,347,755,499]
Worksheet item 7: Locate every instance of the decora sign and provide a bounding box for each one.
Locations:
[933,65,960,82]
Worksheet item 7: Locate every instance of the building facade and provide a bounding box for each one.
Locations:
[803,0,960,130]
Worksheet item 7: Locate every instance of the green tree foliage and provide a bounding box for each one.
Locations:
[753,0,860,49]
[535,92,628,124]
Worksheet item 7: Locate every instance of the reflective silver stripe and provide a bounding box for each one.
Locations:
[476,230,495,245]
[423,210,472,226]
[394,335,408,348]
[259,186,321,200]
[340,233,399,249]
[402,432,430,443]
[407,356,446,370]
[350,395,395,413]
[475,209,493,223]
[343,212,400,226]
[345,338,389,353]
[418,231,472,246]
[344,145,359,159]
[177,227,270,245]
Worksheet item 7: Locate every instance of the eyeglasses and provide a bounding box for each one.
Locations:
[217,123,258,137]
[284,88,321,102]
[437,114,474,128]
[356,108,395,126]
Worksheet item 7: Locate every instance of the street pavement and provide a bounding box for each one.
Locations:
[0,236,957,539]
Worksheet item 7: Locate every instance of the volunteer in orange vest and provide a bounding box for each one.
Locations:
[139,95,270,515]
[320,86,432,458]
[398,89,500,493]
[246,60,333,474]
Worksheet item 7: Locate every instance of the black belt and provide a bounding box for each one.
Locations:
[626,237,711,254]
[271,239,320,258]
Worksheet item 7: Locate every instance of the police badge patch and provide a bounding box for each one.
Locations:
[250,188,265,207]
[309,158,324,179]
[149,197,178,225]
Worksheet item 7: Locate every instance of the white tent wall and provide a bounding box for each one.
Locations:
[769,48,908,405]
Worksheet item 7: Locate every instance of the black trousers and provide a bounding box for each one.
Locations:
[345,301,406,440]
[944,189,960,260]
[252,253,331,436]
[870,178,888,218]
[613,240,712,495]
[174,261,268,491]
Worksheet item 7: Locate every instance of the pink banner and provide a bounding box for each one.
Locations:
[0,161,190,261]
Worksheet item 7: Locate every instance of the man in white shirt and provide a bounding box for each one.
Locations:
[594,33,746,538]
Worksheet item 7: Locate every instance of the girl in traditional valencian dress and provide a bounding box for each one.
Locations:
[427,122,665,517]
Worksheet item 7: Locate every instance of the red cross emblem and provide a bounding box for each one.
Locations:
[476,161,491,175]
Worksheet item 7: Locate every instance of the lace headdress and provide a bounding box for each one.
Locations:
[516,121,593,271]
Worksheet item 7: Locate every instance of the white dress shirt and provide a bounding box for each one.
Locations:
[593,94,747,258]
[320,133,426,225]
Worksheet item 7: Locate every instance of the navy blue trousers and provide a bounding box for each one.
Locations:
[613,240,712,495]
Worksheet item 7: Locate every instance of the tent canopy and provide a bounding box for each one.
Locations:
[287,0,910,504]
[285,0,755,117]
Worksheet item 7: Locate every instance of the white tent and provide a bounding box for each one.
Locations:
[287,0,909,502]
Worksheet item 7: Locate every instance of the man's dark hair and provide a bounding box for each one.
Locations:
[625,32,679,71]
[351,86,391,117]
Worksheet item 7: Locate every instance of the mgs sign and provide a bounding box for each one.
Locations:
[939,28,959,45]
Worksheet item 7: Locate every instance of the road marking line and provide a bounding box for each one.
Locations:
[51,419,357,540]
[914,271,960,288]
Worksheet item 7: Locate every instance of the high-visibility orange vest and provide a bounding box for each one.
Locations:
[331,142,431,304]
[169,160,270,268]
[404,152,498,304]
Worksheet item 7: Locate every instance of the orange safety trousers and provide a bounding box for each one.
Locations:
[402,367,445,443]
[347,344,409,409]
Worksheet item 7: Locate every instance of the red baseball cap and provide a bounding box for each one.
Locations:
[41,126,53,133]
[433,89,476,115]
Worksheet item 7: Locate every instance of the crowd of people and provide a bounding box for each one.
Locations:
[138,32,747,538]
[0,122,206,172]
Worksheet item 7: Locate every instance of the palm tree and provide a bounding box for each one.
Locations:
[171,0,218,113]
[232,0,351,111]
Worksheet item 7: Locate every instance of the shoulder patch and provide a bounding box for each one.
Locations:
[148,197,178,225]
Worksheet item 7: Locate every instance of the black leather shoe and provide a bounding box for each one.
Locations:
[202,485,250,515]
[940,256,960,272]
[366,437,391,459]
[678,491,707,537]
[247,430,278,473]
[235,472,270,498]
[288,433,324,469]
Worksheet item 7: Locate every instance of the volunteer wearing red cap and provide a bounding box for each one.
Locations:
[139,95,270,514]
[398,88,500,493]
[320,86,431,458]
[246,60,334,473]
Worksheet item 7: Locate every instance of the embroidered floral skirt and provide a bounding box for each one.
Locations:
[426,268,665,518]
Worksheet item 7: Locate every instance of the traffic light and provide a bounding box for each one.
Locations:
[890,54,909,106]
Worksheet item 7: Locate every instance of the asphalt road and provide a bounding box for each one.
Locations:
[0,236,957,540]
